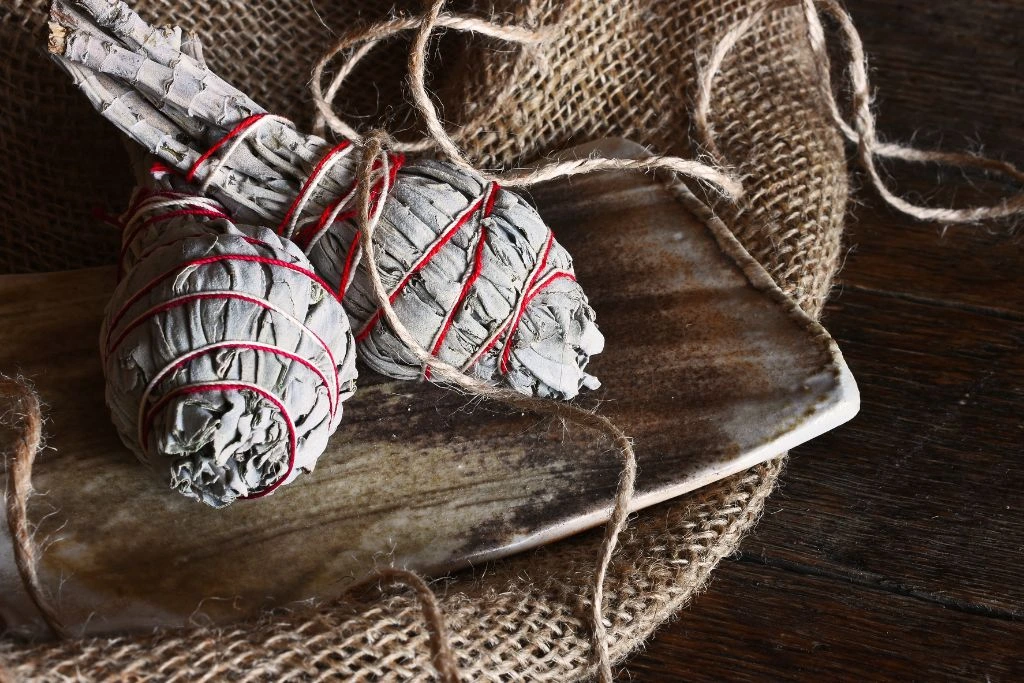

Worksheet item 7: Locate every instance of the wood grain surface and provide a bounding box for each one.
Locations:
[625,0,1024,679]
[0,148,856,637]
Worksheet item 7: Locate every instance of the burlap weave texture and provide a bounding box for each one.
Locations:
[0,0,846,679]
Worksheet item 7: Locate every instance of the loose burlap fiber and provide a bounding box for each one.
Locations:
[0,0,846,679]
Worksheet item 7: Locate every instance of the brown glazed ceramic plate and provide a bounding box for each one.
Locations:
[0,140,857,637]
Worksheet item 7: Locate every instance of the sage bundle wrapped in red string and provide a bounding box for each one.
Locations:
[49,0,604,400]
[102,167,358,508]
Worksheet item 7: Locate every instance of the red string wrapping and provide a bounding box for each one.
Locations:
[100,180,358,507]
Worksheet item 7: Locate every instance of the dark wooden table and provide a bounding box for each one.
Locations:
[626,1,1024,679]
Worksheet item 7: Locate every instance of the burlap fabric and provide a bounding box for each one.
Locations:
[0,0,846,679]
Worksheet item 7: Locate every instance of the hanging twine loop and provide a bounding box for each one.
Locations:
[352,130,639,682]
[694,1,1024,224]
[310,4,745,670]
[1,376,68,640]
[310,7,552,150]
[372,567,462,683]
[311,0,744,200]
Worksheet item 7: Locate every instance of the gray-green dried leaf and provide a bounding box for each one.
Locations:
[102,183,357,507]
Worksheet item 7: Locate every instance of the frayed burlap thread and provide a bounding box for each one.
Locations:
[5,0,836,680]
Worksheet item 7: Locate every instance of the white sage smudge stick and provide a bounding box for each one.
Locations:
[44,0,638,399]
[102,164,358,508]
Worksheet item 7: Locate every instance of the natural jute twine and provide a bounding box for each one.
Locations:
[693,0,1024,224]
[313,1,748,676]
[4,0,1024,680]
[0,2,839,678]
[0,378,68,642]
[318,0,1024,226]
[311,0,745,198]
[312,4,1024,673]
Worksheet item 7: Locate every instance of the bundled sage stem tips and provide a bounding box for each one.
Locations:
[49,0,605,401]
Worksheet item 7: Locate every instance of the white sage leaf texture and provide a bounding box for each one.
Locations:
[308,159,604,399]
[50,0,603,400]
[101,190,357,507]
